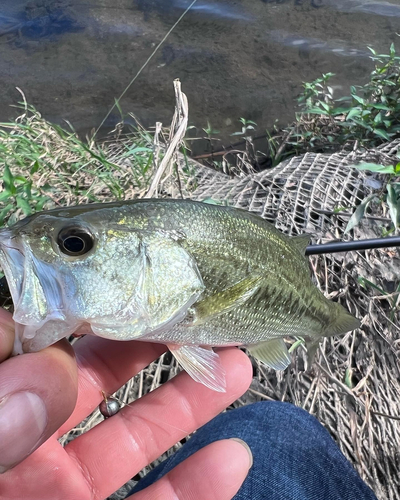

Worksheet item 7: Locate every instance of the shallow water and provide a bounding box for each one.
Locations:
[0,0,398,143]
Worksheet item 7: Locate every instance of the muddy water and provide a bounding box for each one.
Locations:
[0,0,399,143]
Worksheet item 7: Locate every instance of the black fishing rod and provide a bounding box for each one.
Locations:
[305,235,400,256]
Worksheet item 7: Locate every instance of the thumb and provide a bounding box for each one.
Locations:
[0,312,78,473]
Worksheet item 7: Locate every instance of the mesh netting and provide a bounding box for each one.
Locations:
[164,140,400,500]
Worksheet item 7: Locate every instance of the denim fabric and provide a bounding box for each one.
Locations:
[127,401,378,499]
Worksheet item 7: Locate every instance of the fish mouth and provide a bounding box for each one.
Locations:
[0,229,79,354]
[0,230,24,312]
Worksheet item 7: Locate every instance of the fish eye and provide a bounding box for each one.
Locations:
[57,227,94,257]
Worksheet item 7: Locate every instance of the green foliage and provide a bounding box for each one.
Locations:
[201,121,220,139]
[0,102,155,227]
[0,165,50,226]
[344,192,379,234]
[230,118,257,139]
[274,44,400,160]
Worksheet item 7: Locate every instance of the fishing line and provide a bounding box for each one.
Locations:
[93,0,199,138]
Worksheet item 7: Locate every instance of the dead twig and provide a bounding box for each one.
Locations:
[145,80,188,198]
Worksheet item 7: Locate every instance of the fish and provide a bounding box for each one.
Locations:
[0,198,359,392]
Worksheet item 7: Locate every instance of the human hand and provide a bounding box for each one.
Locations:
[0,308,253,500]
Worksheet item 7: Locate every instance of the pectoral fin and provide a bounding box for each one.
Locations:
[193,275,262,325]
[247,339,291,370]
[168,344,226,392]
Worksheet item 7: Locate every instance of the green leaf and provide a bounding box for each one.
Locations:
[331,107,350,116]
[23,181,32,199]
[124,146,152,155]
[395,163,400,174]
[344,368,354,389]
[14,175,28,184]
[386,183,400,227]
[333,206,348,213]
[288,338,305,354]
[0,189,11,202]
[0,204,13,227]
[320,102,331,112]
[3,165,16,195]
[346,107,362,120]
[349,119,373,130]
[336,96,351,103]
[114,98,123,119]
[354,162,395,174]
[381,226,395,237]
[30,161,40,175]
[16,196,32,216]
[352,94,366,105]
[372,103,391,110]
[357,276,386,295]
[301,108,329,115]
[35,196,50,212]
[344,194,378,234]
[373,128,391,140]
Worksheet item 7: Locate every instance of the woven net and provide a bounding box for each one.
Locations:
[161,140,400,500]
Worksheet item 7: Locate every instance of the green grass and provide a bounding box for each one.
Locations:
[0,102,155,226]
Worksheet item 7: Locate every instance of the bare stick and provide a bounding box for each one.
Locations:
[146,80,188,198]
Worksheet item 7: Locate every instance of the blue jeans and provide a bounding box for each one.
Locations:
[127,401,377,499]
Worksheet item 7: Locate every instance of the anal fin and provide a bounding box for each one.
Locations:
[247,339,291,370]
[168,344,226,392]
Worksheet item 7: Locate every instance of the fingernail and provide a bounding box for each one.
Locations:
[230,438,253,469]
[0,392,47,473]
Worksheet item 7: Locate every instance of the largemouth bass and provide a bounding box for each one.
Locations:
[0,199,359,391]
